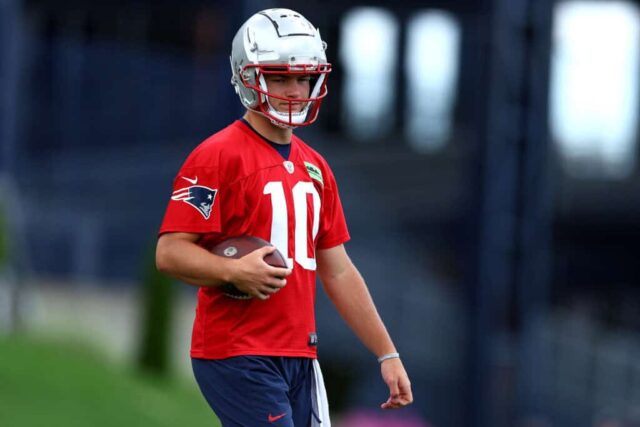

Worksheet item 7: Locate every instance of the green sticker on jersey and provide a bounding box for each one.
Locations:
[304,162,323,185]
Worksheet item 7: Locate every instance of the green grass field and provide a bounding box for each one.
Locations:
[0,335,220,427]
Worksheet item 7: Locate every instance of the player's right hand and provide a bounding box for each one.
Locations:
[230,246,292,300]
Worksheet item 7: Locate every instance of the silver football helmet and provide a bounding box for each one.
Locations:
[230,8,331,128]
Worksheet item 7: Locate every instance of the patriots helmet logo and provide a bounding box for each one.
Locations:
[171,185,217,219]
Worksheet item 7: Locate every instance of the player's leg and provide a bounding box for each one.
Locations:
[192,356,295,427]
[286,358,330,427]
[285,358,312,426]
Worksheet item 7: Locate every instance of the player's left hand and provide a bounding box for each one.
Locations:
[380,358,413,409]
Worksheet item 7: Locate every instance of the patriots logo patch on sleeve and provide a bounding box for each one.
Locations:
[171,185,218,220]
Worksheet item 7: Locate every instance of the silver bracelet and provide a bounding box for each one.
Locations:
[377,352,400,363]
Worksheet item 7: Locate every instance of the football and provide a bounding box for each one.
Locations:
[209,236,288,299]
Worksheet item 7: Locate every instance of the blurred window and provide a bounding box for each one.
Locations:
[550,1,640,178]
[405,10,460,152]
[340,8,398,141]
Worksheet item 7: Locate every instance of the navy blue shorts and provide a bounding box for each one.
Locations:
[192,356,320,427]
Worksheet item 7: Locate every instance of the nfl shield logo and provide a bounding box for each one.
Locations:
[283,161,295,174]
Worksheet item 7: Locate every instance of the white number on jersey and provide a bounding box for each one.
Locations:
[263,181,320,270]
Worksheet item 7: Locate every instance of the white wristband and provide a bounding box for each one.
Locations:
[377,352,400,363]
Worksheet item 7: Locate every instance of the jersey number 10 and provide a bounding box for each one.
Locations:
[264,181,320,271]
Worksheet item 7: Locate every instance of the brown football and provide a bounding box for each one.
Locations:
[209,236,288,299]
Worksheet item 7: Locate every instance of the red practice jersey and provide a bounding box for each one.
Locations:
[159,120,350,359]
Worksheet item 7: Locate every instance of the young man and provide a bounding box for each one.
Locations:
[156,8,412,427]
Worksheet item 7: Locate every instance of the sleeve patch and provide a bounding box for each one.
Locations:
[171,185,218,220]
[304,162,324,185]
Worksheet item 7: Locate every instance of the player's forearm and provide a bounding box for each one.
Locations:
[322,267,397,358]
[156,237,232,287]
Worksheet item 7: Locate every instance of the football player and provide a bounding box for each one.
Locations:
[156,8,412,426]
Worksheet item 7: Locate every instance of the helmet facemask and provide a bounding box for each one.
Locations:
[240,63,330,128]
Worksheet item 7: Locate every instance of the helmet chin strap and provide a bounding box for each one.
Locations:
[267,111,299,129]
[270,117,298,130]
[249,106,299,129]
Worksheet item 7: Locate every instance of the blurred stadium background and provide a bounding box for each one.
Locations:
[2,0,640,426]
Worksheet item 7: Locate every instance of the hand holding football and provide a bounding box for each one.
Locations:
[209,236,289,299]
